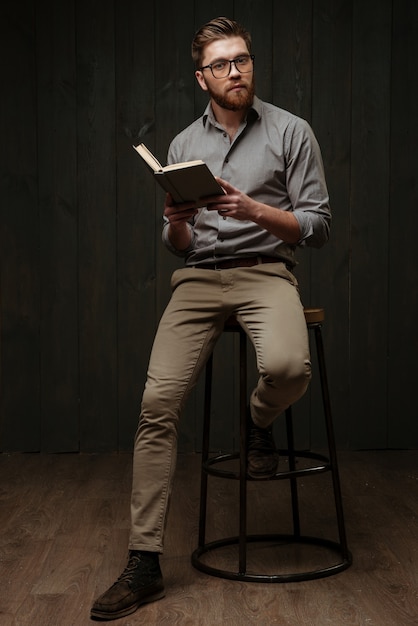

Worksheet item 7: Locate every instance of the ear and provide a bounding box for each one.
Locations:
[195,70,209,92]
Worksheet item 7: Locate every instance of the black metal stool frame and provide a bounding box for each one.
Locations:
[191,312,352,582]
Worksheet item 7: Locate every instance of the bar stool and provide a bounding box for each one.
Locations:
[191,308,352,582]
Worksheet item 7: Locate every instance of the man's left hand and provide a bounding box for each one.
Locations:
[206,177,258,221]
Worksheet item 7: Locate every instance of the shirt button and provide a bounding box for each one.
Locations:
[225,157,229,163]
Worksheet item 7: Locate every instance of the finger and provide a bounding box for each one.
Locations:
[214,201,233,215]
[201,192,225,205]
[164,192,175,209]
[215,177,235,193]
[206,202,230,212]
[173,200,199,210]
[167,210,197,224]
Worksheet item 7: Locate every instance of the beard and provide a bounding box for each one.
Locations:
[206,77,255,111]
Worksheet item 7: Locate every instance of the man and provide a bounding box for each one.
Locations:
[91,16,330,621]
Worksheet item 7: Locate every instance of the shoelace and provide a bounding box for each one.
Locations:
[248,424,275,452]
[117,554,142,583]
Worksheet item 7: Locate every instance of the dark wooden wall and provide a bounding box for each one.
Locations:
[1,0,417,453]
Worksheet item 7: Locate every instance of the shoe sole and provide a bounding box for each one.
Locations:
[90,587,166,621]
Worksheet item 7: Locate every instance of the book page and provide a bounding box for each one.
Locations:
[163,160,206,172]
[133,144,163,172]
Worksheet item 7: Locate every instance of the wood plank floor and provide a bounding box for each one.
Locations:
[0,450,417,625]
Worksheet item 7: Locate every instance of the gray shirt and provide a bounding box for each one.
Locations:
[162,96,331,268]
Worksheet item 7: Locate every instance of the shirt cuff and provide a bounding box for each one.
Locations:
[162,222,195,257]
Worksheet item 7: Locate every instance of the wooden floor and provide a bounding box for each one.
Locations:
[0,450,417,625]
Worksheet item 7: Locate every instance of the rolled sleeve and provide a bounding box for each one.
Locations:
[293,208,330,248]
[162,220,196,257]
[285,119,331,248]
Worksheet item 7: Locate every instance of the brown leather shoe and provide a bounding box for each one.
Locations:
[90,551,165,621]
[247,412,279,479]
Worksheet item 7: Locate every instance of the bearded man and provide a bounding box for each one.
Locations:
[91,16,331,621]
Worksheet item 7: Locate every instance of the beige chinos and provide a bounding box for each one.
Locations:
[129,262,311,552]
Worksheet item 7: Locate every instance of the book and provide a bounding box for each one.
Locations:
[133,143,225,208]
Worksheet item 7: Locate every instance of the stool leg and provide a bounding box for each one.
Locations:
[285,406,301,537]
[198,354,213,548]
[314,325,350,559]
[238,328,248,575]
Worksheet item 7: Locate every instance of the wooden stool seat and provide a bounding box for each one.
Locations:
[191,307,352,582]
[303,306,325,324]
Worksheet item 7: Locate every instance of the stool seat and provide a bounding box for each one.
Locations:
[303,307,325,324]
[191,307,352,582]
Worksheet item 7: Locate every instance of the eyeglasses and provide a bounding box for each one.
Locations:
[200,54,255,79]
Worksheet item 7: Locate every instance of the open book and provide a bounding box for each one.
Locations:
[133,143,225,208]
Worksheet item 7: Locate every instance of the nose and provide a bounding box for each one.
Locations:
[229,60,241,77]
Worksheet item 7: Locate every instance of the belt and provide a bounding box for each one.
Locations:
[195,256,283,270]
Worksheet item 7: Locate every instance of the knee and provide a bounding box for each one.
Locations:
[262,355,312,390]
[140,383,180,431]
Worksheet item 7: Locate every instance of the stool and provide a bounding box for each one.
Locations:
[191,308,352,582]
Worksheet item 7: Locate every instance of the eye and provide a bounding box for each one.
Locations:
[212,60,227,72]
[235,56,249,66]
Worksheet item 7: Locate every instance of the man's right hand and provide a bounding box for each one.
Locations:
[164,193,199,224]
[164,193,197,251]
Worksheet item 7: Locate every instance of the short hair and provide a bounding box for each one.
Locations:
[191,17,252,69]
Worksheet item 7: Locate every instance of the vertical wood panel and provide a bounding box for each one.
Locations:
[115,1,157,450]
[272,0,313,122]
[388,0,418,448]
[37,0,79,452]
[349,0,392,448]
[77,0,118,451]
[0,2,41,451]
[310,0,352,447]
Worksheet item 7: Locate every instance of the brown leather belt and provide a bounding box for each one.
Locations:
[195,256,283,270]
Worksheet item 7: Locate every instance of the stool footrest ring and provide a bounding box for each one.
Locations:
[204,450,332,481]
[192,534,352,583]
